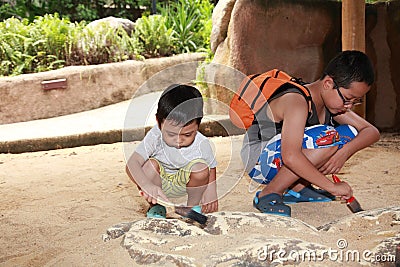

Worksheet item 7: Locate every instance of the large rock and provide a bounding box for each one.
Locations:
[86,16,136,35]
[211,0,341,82]
[210,0,236,54]
[384,1,400,131]
[104,207,400,266]
[206,0,341,115]
[208,0,400,131]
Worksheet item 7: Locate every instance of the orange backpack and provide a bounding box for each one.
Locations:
[229,69,312,129]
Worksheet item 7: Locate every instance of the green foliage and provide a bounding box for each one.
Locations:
[104,0,152,18]
[0,0,214,76]
[193,0,214,52]
[69,22,143,65]
[197,17,213,53]
[0,2,16,19]
[29,14,73,69]
[0,14,144,76]
[160,0,214,54]
[75,3,99,22]
[0,0,155,23]
[134,15,175,57]
[0,14,80,76]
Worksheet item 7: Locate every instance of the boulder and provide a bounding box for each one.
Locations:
[208,0,400,130]
[104,207,400,266]
[210,0,236,53]
[211,0,341,82]
[206,0,341,115]
[87,16,135,35]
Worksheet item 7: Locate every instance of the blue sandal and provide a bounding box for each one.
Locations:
[253,192,291,217]
[283,186,335,204]
[146,204,166,219]
[191,205,202,214]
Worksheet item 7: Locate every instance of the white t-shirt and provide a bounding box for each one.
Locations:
[135,125,217,174]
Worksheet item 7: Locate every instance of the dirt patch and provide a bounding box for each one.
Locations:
[0,133,399,266]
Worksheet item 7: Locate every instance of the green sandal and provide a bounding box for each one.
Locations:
[146,204,166,219]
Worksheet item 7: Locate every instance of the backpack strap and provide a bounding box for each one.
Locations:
[250,76,272,109]
[229,69,313,130]
[238,73,261,101]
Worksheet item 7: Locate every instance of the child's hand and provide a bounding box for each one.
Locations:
[319,149,349,175]
[200,184,218,213]
[140,184,169,205]
[201,200,218,213]
[331,181,353,200]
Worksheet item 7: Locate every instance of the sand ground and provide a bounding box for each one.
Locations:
[0,133,399,266]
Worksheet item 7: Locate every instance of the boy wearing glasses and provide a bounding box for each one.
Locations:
[241,50,380,216]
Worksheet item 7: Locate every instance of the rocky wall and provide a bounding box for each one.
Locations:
[210,0,400,131]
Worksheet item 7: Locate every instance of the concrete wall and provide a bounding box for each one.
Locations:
[0,53,206,125]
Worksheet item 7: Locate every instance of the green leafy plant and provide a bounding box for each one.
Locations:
[160,0,214,54]
[0,14,144,76]
[0,0,215,76]
[134,14,175,57]
[0,0,160,23]
[69,22,143,65]
[0,17,35,76]
[193,0,214,52]
[28,14,73,69]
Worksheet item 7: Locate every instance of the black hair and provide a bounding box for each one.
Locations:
[156,84,203,127]
[321,50,375,89]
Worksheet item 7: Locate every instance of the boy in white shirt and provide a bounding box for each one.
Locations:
[126,84,218,218]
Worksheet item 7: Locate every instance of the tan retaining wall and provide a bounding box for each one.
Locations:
[0,53,206,125]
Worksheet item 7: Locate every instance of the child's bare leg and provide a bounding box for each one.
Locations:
[186,162,209,207]
[260,146,337,197]
[126,159,161,190]
[289,146,338,192]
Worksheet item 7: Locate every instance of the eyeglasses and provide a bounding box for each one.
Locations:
[332,79,363,106]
